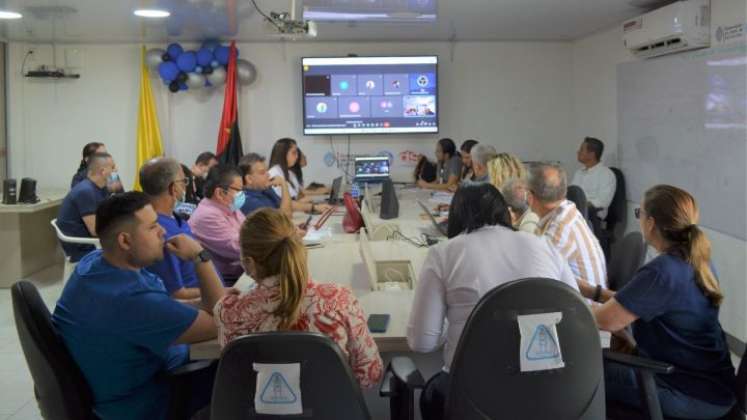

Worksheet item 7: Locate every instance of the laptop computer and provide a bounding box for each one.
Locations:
[327,176,343,205]
[354,156,390,183]
[417,200,448,236]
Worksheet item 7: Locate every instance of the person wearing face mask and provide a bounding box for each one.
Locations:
[140,158,225,300]
[57,152,117,262]
[71,142,107,189]
[188,164,246,286]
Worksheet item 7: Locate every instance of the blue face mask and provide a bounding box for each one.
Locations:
[230,190,246,212]
[107,172,120,183]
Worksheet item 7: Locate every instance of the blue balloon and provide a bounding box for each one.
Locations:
[179,82,188,91]
[214,45,230,65]
[195,66,203,74]
[166,43,184,60]
[201,40,220,52]
[211,60,220,68]
[176,51,197,72]
[158,61,179,82]
[196,47,214,66]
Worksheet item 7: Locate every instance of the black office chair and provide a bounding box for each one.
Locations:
[567,185,590,222]
[383,278,605,420]
[605,167,627,239]
[12,281,214,420]
[210,331,371,420]
[605,345,745,420]
[607,232,646,291]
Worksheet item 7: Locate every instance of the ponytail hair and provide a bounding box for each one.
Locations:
[643,185,723,306]
[78,142,105,172]
[240,208,309,329]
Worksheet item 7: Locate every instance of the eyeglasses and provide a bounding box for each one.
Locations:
[634,208,641,219]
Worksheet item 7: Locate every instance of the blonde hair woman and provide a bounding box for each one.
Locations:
[487,153,526,189]
[582,185,735,418]
[214,208,383,388]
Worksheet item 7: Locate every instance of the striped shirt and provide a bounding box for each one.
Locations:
[537,200,607,288]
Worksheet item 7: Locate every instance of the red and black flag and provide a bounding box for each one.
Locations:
[216,41,243,165]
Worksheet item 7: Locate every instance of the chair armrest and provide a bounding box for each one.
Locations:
[604,351,675,375]
[168,359,217,378]
[380,356,425,396]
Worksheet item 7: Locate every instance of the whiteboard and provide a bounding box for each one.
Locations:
[618,42,747,240]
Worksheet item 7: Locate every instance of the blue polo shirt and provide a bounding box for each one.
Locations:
[57,178,109,262]
[615,254,736,407]
[240,187,281,216]
[53,250,198,420]
[147,213,201,295]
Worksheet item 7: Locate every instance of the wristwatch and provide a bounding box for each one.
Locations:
[193,249,212,264]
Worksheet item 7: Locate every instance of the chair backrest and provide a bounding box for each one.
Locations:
[50,219,101,247]
[446,278,605,420]
[607,232,646,291]
[211,332,371,420]
[566,185,589,221]
[605,167,627,232]
[736,346,747,415]
[11,281,95,420]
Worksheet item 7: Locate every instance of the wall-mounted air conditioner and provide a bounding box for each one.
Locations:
[622,0,710,59]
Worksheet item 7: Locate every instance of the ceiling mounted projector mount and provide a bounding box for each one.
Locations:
[251,0,317,39]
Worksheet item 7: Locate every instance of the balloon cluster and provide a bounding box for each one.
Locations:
[146,41,257,93]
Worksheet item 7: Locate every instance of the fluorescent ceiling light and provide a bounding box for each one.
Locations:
[133,9,170,18]
[0,11,22,19]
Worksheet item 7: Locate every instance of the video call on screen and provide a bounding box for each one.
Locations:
[302,56,438,135]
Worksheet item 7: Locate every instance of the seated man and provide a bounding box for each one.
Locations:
[52,192,225,420]
[57,152,115,262]
[528,162,607,288]
[238,153,292,217]
[183,151,219,204]
[141,157,224,299]
[189,164,246,286]
[501,177,539,233]
[469,143,498,183]
[571,137,616,219]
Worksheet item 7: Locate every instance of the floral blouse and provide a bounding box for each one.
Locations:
[215,278,383,388]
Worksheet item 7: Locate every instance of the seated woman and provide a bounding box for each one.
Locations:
[487,152,526,190]
[71,142,106,188]
[580,185,736,419]
[215,208,383,388]
[292,148,330,196]
[459,139,479,182]
[416,138,462,191]
[407,183,579,420]
[268,138,330,214]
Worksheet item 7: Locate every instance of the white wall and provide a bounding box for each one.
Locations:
[572,0,747,341]
[6,40,576,189]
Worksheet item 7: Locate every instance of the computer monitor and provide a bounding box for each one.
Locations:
[354,156,390,183]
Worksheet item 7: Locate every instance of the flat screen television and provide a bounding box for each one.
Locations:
[302,56,438,135]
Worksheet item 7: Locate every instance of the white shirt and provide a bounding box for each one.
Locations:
[571,163,616,219]
[406,225,579,371]
[516,209,540,234]
[268,165,300,199]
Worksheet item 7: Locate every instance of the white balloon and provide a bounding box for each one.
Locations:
[237,59,257,85]
[186,72,206,89]
[207,66,226,85]
[145,48,166,68]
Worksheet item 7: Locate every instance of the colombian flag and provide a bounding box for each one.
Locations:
[133,45,164,191]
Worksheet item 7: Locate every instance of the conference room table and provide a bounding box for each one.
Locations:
[190,185,440,358]
[0,189,66,287]
[189,186,611,359]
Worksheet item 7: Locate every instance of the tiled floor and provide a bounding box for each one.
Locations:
[0,264,743,420]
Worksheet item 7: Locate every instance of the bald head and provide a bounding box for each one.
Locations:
[528,163,567,203]
[139,157,182,197]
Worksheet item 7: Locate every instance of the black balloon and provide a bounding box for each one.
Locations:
[162,53,171,62]
[169,81,180,92]
[177,72,188,83]
[202,66,213,75]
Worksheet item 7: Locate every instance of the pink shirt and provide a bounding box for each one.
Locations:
[215,279,384,388]
[188,198,245,278]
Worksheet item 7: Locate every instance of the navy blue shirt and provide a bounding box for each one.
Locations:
[52,250,198,420]
[240,187,281,216]
[147,213,202,294]
[57,178,109,262]
[616,254,736,406]
[70,167,87,189]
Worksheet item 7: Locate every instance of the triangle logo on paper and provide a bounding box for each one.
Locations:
[526,324,561,361]
[259,372,298,404]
